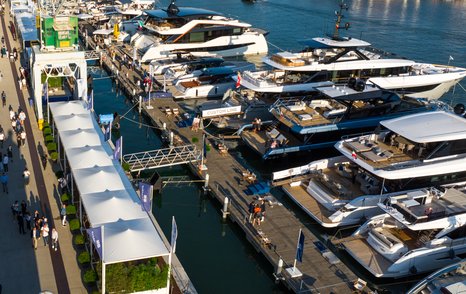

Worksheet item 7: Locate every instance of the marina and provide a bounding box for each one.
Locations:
[3,0,466,293]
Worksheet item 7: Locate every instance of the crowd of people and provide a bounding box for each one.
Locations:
[248,199,267,226]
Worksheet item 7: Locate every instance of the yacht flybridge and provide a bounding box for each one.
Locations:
[239,1,466,99]
[342,185,466,278]
[129,0,268,62]
[271,111,466,228]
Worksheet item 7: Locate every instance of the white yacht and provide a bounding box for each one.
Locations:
[127,1,268,62]
[271,111,466,228]
[407,259,466,294]
[239,2,466,99]
[342,185,466,278]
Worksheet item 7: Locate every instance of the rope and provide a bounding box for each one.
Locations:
[266,40,286,53]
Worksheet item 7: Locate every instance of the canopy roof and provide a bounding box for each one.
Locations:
[103,218,170,264]
[81,190,147,227]
[59,128,103,150]
[299,37,371,48]
[15,13,38,42]
[54,113,97,132]
[66,145,114,170]
[49,100,89,115]
[73,166,130,194]
[381,111,466,143]
[316,84,383,100]
[145,7,222,19]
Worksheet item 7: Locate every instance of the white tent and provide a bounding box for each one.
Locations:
[81,190,147,227]
[50,100,89,116]
[59,129,103,150]
[102,218,170,264]
[66,145,114,170]
[73,166,130,195]
[54,113,96,132]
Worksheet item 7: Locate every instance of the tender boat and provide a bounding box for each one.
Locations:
[240,81,445,159]
[271,111,466,228]
[239,1,466,99]
[342,184,466,278]
[407,259,466,294]
[126,0,268,62]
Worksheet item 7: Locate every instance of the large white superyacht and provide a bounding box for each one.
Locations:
[272,111,466,228]
[127,0,268,62]
[239,1,466,99]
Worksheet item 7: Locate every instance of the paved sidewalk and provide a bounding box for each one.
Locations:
[0,9,86,294]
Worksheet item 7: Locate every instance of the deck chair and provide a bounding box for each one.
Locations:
[164,107,172,116]
[172,108,180,117]
[353,278,367,291]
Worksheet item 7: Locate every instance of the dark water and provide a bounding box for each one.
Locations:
[93,1,466,293]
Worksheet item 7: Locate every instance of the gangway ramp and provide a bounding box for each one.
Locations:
[123,145,201,172]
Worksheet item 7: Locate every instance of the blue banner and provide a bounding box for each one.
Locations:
[114,137,122,160]
[87,226,103,259]
[138,182,153,212]
[171,216,178,253]
[203,134,207,158]
[296,229,305,263]
[87,90,93,110]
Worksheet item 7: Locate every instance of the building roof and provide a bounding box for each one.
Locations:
[381,111,466,143]
[145,7,222,19]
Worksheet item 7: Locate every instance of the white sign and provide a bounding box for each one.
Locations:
[201,106,242,118]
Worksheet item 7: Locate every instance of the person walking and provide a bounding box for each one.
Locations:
[0,172,8,193]
[24,212,31,231]
[17,212,25,234]
[2,154,8,172]
[20,130,26,146]
[7,145,12,162]
[41,223,49,246]
[11,200,19,220]
[0,128,4,148]
[23,168,30,185]
[20,200,27,215]
[51,228,58,251]
[58,177,67,194]
[60,204,67,226]
[31,227,38,250]
[1,91,5,107]
[16,133,21,147]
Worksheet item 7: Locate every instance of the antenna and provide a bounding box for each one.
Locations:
[333,0,349,40]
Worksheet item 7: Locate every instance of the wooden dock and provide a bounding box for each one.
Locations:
[77,23,358,293]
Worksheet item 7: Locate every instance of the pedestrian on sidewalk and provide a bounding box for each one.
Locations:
[1,91,5,107]
[11,200,19,221]
[9,108,14,121]
[60,204,67,226]
[2,154,8,172]
[25,211,31,231]
[0,172,8,193]
[23,168,30,185]
[0,128,4,148]
[41,153,47,170]
[0,46,5,58]
[51,228,58,251]
[58,177,67,194]
[17,212,25,234]
[31,227,38,250]
[18,110,26,125]
[20,200,27,215]
[16,133,21,147]
[41,223,49,246]
[7,145,12,162]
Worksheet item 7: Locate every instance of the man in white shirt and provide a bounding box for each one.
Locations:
[41,224,50,246]
[51,228,58,251]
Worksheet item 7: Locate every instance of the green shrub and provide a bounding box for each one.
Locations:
[69,219,80,231]
[45,135,54,143]
[78,251,91,264]
[61,193,70,203]
[74,234,85,245]
[66,204,77,215]
[83,269,97,284]
[43,127,51,136]
[47,142,57,152]
[55,170,64,179]
[122,162,130,172]
[50,152,58,161]
[191,137,199,143]
[42,122,50,129]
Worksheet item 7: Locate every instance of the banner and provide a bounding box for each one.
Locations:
[295,229,305,263]
[203,134,207,158]
[87,226,103,259]
[171,216,178,253]
[114,137,122,161]
[138,181,153,212]
[104,124,111,141]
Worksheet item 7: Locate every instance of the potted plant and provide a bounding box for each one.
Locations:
[60,193,70,205]
[47,142,57,153]
[69,219,80,232]
[73,234,85,247]
[78,251,91,265]
[50,152,58,162]
[45,135,54,143]
[66,204,77,216]
[43,127,52,136]
[83,269,97,284]
[122,162,130,172]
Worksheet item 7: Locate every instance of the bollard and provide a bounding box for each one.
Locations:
[169,131,174,148]
[274,258,284,283]
[162,122,166,130]
[222,197,229,219]
[202,174,211,195]
[139,96,142,114]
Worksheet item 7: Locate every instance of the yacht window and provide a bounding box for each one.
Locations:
[189,32,205,42]
[233,28,242,35]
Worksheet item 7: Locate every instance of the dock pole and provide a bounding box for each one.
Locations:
[274,258,284,283]
[169,131,174,148]
[221,197,230,220]
[163,122,166,131]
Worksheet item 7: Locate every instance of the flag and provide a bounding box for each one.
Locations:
[295,229,305,263]
[235,71,241,88]
[114,137,122,160]
[449,55,454,61]
[171,216,178,253]
[138,181,153,212]
[203,134,207,158]
[87,90,93,110]
[87,227,103,259]
[104,124,111,141]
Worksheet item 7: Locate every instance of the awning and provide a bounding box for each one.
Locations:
[66,145,114,170]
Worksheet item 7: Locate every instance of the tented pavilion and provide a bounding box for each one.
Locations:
[49,101,171,293]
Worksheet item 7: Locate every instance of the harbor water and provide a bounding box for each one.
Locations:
[93,0,466,293]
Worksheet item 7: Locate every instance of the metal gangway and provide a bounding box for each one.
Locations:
[123,145,201,172]
[85,50,101,61]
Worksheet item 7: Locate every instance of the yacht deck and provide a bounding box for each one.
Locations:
[282,184,333,223]
[343,238,392,277]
